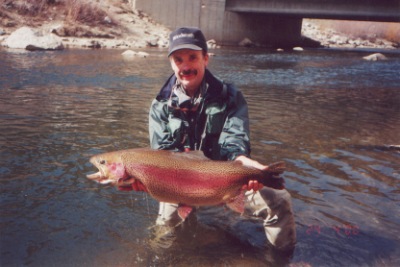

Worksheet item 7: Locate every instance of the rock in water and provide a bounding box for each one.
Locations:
[363,53,387,61]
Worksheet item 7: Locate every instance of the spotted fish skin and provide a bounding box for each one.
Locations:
[87,148,285,210]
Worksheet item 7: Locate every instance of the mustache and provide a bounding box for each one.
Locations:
[180,69,198,76]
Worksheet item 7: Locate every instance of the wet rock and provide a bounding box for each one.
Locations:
[88,40,101,49]
[50,24,66,36]
[146,38,159,47]
[293,47,304,51]
[103,16,112,24]
[5,26,64,50]
[239,38,254,47]
[121,50,149,58]
[207,39,219,49]
[137,51,150,58]
[363,53,388,61]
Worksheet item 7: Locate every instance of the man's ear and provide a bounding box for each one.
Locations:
[204,53,209,66]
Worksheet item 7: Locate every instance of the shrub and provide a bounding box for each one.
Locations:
[65,0,112,26]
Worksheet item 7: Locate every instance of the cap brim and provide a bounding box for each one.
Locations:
[168,44,203,56]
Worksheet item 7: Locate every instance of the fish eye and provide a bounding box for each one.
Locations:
[99,159,106,165]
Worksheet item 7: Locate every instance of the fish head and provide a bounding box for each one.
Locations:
[86,152,129,185]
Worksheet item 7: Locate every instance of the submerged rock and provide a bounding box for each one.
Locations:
[121,50,149,58]
[363,53,388,61]
[5,27,64,51]
[239,38,254,47]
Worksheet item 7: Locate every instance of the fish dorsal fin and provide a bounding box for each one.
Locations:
[226,189,246,214]
[177,204,193,221]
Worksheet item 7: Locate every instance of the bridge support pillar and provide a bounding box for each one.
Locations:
[133,0,303,48]
[222,12,302,47]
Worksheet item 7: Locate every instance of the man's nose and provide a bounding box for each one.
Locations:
[181,62,191,71]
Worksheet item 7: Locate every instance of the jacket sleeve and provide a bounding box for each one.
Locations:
[219,85,251,160]
[148,99,172,150]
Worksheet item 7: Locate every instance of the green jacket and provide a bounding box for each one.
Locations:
[149,69,250,161]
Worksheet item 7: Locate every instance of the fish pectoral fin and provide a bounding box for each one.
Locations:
[177,204,193,221]
[226,190,246,214]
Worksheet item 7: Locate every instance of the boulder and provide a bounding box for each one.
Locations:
[147,38,159,47]
[5,27,64,51]
[207,39,218,49]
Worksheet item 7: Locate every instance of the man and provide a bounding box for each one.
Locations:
[148,27,296,251]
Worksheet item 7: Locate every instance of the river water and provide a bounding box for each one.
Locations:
[0,47,399,267]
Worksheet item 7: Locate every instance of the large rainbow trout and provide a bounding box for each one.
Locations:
[86,148,285,219]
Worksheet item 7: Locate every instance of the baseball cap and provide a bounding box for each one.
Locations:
[168,27,208,56]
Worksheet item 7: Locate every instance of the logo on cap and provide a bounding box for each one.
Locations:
[168,27,208,56]
[173,33,195,41]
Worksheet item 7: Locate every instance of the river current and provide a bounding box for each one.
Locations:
[0,47,399,267]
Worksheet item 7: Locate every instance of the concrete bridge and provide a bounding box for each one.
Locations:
[133,0,400,47]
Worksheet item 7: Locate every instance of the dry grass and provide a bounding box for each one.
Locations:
[0,0,49,16]
[1,0,59,17]
[65,0,114,26]
[0,0,115,26]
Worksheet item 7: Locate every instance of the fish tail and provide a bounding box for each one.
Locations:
[266,161,285,175]
[261,161,286,190]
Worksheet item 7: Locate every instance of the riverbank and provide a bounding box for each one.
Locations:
[302,19,399,50]
[0,0,398,50]
[0,0,170,50]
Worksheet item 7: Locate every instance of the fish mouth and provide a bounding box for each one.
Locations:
[87,171,102,180]
[86,171,114,185]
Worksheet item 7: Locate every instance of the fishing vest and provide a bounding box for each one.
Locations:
[158,70,229,160]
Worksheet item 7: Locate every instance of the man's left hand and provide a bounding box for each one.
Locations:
[235,155,267,192]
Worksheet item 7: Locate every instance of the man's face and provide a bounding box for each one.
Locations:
[169,49,209,95]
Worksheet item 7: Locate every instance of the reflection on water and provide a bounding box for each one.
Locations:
[0,48,399,267]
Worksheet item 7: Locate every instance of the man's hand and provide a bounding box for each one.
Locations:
[235,155,267,192]
[235,155,286,191]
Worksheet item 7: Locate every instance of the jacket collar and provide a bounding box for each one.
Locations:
[156,69,224,101]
